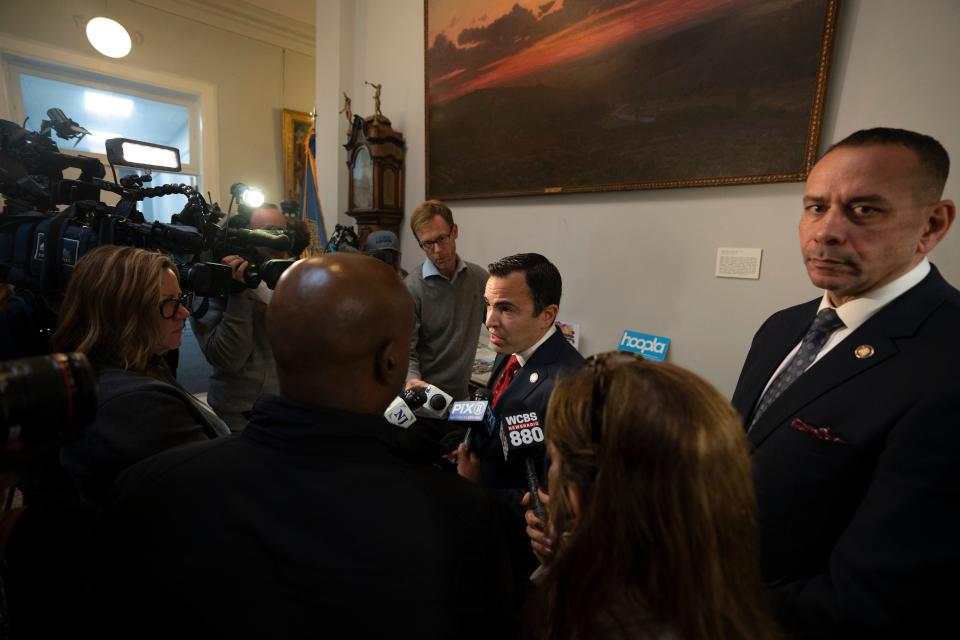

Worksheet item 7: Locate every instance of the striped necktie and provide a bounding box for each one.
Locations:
[749,308,844,431]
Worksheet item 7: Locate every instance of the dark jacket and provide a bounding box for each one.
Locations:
[478,329,584,596]
[60,365,229,503]
[480,329,584,492]
[86,395,515,639]
[731,265,960,638]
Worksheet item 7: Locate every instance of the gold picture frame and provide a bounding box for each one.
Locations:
[282,109,314,203]
[424,0,839,200]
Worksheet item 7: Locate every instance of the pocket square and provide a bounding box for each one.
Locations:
[789,418,848,444]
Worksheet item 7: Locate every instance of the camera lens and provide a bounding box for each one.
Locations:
[0,353,97,444]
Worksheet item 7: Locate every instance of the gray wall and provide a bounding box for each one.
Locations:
[316,0,960,397]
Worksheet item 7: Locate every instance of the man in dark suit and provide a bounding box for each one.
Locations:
[84,254,514,639]
[456,253,583,595]
[732,128,959,638]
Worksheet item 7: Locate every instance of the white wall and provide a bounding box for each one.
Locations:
[0,0,315,205]
[316,0,960,397]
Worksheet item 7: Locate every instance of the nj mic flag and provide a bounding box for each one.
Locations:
[299,128,327,255]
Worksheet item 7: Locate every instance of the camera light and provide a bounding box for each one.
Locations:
[86,17,132,59]
[121,142,179,170]
[229,182,266,210]
[105,138,182,172]
[84,91,133,117]
[241,187,265,208]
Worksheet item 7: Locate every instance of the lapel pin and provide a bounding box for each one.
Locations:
[529,372,539,383]
[854,344,875,359]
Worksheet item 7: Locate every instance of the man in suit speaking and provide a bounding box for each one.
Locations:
[456,252,583,595]
[732,128,960,638]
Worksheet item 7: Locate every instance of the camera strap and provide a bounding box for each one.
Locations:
[40,207,75,301]
[192,296,211,320]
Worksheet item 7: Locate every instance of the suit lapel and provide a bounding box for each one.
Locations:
[499,331,562,407]
[748,328,897,447]
[736,304,816,423]
[748,266,955,448]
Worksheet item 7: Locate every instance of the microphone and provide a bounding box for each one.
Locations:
[41,108,91,145]
[447,388,496,452]
[498,403,547,522]
[383,387,427,428]
[418,384,454,418]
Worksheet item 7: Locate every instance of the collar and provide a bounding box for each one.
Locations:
[422,256,465,282]
[245,394,385,433]
[243,395,450,465]
[516,324,557,367]
[817,258,930,332]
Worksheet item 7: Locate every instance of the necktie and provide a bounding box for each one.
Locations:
[749,308,844,430]
[492,354,521,407]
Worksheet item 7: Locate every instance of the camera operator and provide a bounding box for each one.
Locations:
[363,229,407,278]
[191,203,287,431]
[51,246,230,504]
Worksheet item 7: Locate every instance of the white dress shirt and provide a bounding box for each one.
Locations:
[761,258,931,395]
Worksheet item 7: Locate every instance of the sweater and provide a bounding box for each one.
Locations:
[404,258,488,401]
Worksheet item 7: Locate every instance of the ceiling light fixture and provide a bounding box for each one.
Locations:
[86,17,132,58]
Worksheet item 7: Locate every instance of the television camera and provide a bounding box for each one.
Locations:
[0,109,296,339]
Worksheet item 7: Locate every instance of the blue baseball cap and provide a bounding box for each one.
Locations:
[364,230,401,254]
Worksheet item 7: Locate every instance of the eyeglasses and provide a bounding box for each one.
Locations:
[159,292,195,319]
[583,351,645,444]
[418,232,451,250]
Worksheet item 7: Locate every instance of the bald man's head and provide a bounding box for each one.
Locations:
[250,204,286,229]
[250,206,289,259]
[267,253,414,413]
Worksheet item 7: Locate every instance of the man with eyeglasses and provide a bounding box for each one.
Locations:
[404,200,488,401]
[192,203,287,431]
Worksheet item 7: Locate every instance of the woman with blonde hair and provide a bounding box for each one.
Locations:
[526,353,779,640]
[52,245,229,502]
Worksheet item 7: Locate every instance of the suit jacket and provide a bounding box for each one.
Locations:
[731,265,960,639]
[477,329,583,595]
[480,328,585,491]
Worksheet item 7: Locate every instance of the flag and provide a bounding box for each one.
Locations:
[299,128,327,256]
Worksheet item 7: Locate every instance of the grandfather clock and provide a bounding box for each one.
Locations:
[343,83,405,246]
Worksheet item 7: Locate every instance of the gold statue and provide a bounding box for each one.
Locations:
[365,81,384,121]
[339,93,352,126]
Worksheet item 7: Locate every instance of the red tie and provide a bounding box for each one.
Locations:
[492,355,521,407]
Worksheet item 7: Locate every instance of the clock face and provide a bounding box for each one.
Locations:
[352,147,373,209]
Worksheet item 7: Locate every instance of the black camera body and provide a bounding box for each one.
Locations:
[1,112,230,295]
[0,110,300,318]
[209,224,296,291]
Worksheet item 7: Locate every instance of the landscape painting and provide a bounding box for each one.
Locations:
[425,0,838,200]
